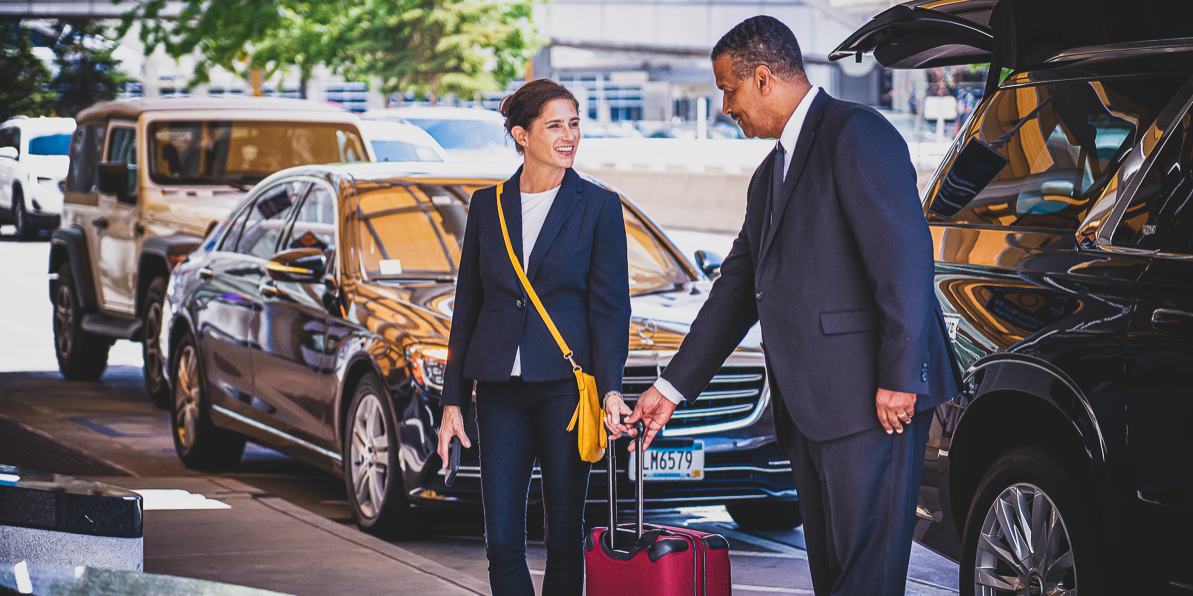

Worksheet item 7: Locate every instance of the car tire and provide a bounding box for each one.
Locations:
[52,264,110,381]
[171,331,245,470]
[12,186,34,240]
[727,500,802,531]
[960,445,1106,596]
[142,276,171,409]
[343,374,425,539]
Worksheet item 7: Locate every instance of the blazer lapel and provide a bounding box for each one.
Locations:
[759,91,831,266]
[500,167,525,267]
[526,168,583,282]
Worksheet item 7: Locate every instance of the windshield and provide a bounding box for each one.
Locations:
[149,120,367,186]
[353,182,691,293]
[405,118,510,151]
[372,140,443,163]
[28,134,71,156]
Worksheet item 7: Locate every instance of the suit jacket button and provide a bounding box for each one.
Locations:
[755,290,764,301]
[515,299,526,310]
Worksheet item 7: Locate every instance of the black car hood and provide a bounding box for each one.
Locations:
[831,0,1193,71]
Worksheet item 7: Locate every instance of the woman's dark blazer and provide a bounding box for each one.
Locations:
[440,167,631,409]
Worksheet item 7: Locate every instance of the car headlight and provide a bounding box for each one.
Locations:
[408,345,448,391]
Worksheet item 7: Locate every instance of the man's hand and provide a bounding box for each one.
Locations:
[876,388,916,435]
[437,405,471,469]
[624,386,678,451]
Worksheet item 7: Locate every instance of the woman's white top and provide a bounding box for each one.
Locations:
[511,184,561,376]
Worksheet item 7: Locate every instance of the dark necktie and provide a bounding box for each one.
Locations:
[764,142,785,241]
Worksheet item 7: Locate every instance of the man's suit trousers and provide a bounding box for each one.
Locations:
[788,409,932,596]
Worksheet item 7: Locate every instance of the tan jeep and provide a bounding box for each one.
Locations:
[50,97,372,407]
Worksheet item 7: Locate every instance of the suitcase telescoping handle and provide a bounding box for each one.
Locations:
[610,415,647,542]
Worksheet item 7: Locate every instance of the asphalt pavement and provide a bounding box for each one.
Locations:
[0,230,960,596]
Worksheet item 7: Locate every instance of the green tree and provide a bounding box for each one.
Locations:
[120,0,353,96]
[122,0,541,102]
[0,21,57,121]
[345,0,540,103]
[51,19,133,117]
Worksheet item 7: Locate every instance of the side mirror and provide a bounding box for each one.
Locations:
[0,147,16,160]
[267,248,328,283]
[694,249,724,281]
[98,162,137,204]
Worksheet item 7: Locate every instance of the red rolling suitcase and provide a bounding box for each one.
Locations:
[585,421,732,596]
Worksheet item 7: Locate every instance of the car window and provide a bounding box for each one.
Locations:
[283,183,335,252]
[624,206,689,293]
[0,127,19,155]
[107,127,138,195]
[231,181,306,259]
[355,183,467,279]
[404,118,509,151]
[65,125,104,193]
[372,140,443,163]
[352,181,692,292]
[926,76,1184,231]
[28,133,71,156]
[1113,110,1193,253]
[218,201,254,252]
[148,121,367,186]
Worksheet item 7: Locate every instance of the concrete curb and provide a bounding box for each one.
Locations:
[209,478,491,596]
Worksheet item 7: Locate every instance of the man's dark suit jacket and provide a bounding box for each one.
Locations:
[441,167,632,409]
[661,92,959,442]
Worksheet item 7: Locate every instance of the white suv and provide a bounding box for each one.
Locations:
[0,117,76,239]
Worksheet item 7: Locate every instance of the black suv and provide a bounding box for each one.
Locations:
[835,1,1193,594]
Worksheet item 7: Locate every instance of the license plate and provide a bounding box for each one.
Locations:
[629,440,704,481]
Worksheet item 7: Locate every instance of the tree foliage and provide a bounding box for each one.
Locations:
[121,0,541,100]
[0,22,57,121]
[51,20,133,117]
[344,0,540,101]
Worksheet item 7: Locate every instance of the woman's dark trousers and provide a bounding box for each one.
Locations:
[476,377,592,596]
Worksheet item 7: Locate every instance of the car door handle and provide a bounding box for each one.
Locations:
[258,281,279,298]
[92,217,109,229]
[198,267,214,280]
[1151,308,1193,331]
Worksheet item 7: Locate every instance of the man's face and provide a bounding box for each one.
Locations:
[714,55,766,139]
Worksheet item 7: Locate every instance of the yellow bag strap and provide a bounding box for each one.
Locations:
[495,183,582,373]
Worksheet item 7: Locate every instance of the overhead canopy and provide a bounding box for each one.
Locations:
[831,0,1193,70]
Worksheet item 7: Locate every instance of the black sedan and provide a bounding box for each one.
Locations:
[160,162,798,538]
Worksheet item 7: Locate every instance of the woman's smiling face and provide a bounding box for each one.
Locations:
[515,98,580,170]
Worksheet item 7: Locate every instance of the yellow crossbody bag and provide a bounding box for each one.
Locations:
[496,183,607,463]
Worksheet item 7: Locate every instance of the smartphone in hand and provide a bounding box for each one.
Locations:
[445,436,462,487]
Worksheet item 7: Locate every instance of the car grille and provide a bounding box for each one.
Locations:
[621,365,767,431]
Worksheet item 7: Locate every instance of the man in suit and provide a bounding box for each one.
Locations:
[616,16,958,596]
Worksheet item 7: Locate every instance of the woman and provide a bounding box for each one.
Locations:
[437,79,633,596]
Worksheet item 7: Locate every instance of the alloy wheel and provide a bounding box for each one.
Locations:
[349,393,390,519]
[53,284,74,358]
[174,345,201,450]
[974,483,1076,596]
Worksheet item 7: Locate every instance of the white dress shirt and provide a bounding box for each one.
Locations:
[510,184,561,377]
[652,87,822,405]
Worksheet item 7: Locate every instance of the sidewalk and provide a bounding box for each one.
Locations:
[87,475,491,596]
